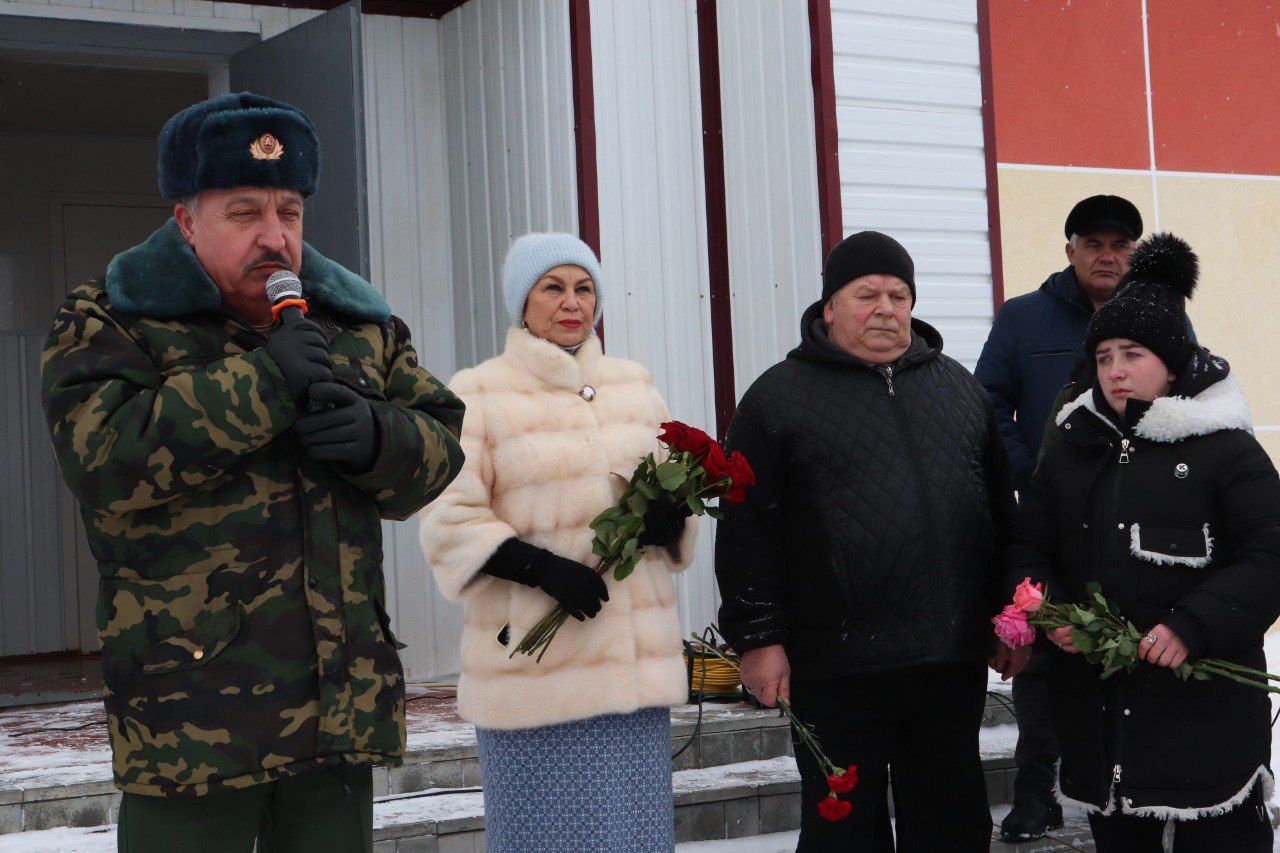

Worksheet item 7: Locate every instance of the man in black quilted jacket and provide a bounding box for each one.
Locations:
[715,231,1022,851]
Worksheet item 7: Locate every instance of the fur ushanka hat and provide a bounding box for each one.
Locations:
[157,92,321,200]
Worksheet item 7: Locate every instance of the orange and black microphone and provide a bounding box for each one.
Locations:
[265,269,330,413]
[265,269,309,323]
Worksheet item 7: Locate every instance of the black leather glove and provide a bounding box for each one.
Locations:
[264,314,333,405]
[637,495,693,547]
[482,538,609,621]
[293,382,379,474]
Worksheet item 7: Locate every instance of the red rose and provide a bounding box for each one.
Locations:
[700,442,731,481]
[817,795,852,822]
[721,451,755,503]
[827,766,858,794]
[657,421,716,457]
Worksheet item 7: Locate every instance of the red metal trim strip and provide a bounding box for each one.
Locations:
[807,0,842,257]
[568,0,604,345]
[976,0,1007,310]
[695,0,736,439]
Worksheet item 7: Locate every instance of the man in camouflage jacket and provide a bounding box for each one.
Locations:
[40,93,464,850]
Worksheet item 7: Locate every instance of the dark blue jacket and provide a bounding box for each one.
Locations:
[975,268,1093,492]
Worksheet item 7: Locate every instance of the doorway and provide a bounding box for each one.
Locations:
[0,57,206,661]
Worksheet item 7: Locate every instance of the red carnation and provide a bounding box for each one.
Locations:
[817,795,853,822]
[827,766,858,795]
[722,451,755,503]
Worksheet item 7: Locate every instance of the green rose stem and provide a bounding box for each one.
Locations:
[1022,588,1280,694]
[507,450,735,662]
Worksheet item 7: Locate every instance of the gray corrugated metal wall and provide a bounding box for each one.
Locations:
[589,0,722,641]
[0,333,66,655]
[717,0,824,396]
[361,12,462,683]
[230,0,369,277]
[440,0,578,371]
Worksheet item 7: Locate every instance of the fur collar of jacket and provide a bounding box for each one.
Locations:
[105,218,391,322]
[1056,372,1253,444]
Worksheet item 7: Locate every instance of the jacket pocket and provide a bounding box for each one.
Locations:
[373,597,408,651]
[141,604,242,675]
[1130,523,1213,568]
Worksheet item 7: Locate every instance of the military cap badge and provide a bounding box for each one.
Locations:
[250,133,284,161]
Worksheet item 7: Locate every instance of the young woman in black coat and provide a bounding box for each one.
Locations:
[1008,233,1280,852]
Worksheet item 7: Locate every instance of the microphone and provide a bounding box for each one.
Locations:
[265,269,309,323]
[264,269,331,413]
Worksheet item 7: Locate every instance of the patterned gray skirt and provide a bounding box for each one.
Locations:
[475,706,675,851]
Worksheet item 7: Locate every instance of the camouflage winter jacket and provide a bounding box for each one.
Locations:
[40,219,465,796]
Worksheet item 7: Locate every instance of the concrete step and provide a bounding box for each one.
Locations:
[0,699,789,836]
[0,744,1022,851]
[0,691,1018,839]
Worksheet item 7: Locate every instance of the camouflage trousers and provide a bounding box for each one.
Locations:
[116,766,372,853]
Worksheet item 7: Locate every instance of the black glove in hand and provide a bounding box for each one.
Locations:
[264,314,333,405]
[482,538,609,621]
[637,495,693,547]
[293,382,379,474]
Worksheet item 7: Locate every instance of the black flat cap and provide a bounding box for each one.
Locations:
[1064,195,1142,241]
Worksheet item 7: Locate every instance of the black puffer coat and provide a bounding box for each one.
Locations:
[714,300,1016,679]
[1008,363,1280,816]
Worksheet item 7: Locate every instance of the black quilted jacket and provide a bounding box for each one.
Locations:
[715,300,1016,678]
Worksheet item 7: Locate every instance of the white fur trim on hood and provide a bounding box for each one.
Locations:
[1129,523,1214,569]
[1055,373,1253,443]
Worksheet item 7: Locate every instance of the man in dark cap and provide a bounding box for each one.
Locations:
[974,194,1142,842]
[40,93,466,851]
[715,231,1020,851]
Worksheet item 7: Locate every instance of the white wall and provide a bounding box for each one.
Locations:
[0,0,322,38]
[590,0,721,640]
[717,0,823,396]
[361,12,462,683]
[829,0,994,368]
[439,0,579,370]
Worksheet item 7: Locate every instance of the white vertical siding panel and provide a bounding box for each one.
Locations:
[591,0,720,641]
[361,14,460,682]
[717,0,823,396]
[440,0,576,368]
[830,0,993,367]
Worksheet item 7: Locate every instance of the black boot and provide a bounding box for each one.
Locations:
[999,798,1064,842]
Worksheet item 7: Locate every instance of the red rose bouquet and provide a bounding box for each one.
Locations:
[509,421,756,661]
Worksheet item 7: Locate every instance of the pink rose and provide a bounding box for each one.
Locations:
[1012,577,1044,613]
[993,605,1036,649]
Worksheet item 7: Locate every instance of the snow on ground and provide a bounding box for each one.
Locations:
[0,825,115,852]
[676,831,800,851]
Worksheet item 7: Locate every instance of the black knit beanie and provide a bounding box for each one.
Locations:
[822,231,916,304]
[1085,232,1198,372]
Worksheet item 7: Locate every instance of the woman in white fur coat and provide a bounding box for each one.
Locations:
[420,232,697,852]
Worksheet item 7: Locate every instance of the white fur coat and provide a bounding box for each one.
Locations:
[420,327,697,730]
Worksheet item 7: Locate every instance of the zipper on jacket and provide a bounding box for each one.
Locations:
[879,364,945,636]
[1106,438,1127,808]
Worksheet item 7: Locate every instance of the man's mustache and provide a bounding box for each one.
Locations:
[245,252,292,275]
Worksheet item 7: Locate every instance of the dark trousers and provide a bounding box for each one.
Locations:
[790,662,992,852]
[117,766,373,853]
[1010,661,1059,802]
[1088,784,1272,852]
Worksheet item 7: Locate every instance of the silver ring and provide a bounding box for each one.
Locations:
[1144,634,1158,646]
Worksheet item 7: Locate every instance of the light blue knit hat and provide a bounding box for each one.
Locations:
[502,232,604,327]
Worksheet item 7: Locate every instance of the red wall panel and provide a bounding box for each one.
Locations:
[1148,1,1280,175]
[988,0,1148,168]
